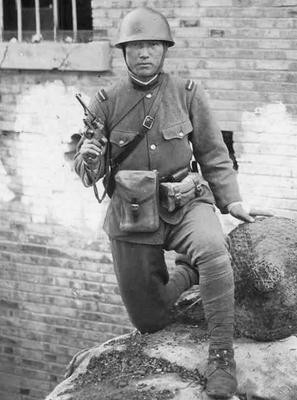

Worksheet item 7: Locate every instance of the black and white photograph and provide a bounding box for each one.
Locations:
[0,1,296,400]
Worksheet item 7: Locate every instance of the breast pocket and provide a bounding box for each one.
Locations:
[162,119,193,142]
[109,129,138,158]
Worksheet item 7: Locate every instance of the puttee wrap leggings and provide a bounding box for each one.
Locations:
[110,202,234,350]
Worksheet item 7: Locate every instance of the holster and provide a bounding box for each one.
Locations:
[159,172,205,212]
[114,170,160,233]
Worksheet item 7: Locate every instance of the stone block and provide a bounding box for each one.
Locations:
[0,42,111,72]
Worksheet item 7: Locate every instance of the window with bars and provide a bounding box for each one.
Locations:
[1,0,93,42]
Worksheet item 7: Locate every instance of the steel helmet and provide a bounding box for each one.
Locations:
[115,7,175,48]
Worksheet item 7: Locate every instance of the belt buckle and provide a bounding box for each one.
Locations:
[143,115,154,130]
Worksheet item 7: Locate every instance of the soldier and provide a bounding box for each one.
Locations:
[74,7,271,399]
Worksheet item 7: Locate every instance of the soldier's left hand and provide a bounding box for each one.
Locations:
[229,202,274,223]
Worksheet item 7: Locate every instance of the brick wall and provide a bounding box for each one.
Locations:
[1,1,297,400]
[0,70,133,400]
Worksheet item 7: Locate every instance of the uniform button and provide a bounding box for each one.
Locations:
[150,144,157,150]
[178,132,184,137]
[119,139,125,145]
[146,93,152,98]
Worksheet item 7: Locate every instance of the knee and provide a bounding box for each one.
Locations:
[192,233,229,267]
[130,311,170,334]
[129,307,170,333]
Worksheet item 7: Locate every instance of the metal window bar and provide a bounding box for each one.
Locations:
[72,0,77,42]
[35,0,40,39]
[53,0,58,41]
[16,0,22,42]
[0,0,3,41]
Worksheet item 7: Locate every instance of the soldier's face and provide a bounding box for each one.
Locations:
[125,41,166,78]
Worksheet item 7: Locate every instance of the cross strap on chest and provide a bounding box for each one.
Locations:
[102,76,169,199]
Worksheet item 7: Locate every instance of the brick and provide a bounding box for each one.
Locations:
[0,371,50,391]
[239,173,296,191]
[180,19,200,27]
[240,142,297,157]
[172,27,207,39]
[93,0,131,7]
[238,162,297,179]
[174,8,201,18]
[0,390,19,400]
[199,0,232,5]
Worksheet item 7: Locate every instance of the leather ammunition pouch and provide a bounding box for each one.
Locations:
[159,172,205,212]
[114,170,159,232]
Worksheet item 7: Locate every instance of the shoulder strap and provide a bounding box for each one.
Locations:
[111,75,169,170]
[108,92,148,133]
[88,86,148,204]
[90,75,168,202]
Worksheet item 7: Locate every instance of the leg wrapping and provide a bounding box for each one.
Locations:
[199,253,234,350]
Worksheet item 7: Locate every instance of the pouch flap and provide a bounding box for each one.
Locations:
[162,119,193,140]
[110,130,138,148]
[161,176,195,197]
[115,170,158,203]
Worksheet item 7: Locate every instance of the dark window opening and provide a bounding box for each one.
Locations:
[77,0,92,30]
[58,0,93,42]
[222,131,238,171]
[2,0,93,42]
[58,0,92,30]
[58,0,73,31]
[40,1,54,31]
[3,0,17,32]
[22,0,37,32]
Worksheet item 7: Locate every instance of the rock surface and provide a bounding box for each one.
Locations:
[229,216,297,340]
[45,324,297,400]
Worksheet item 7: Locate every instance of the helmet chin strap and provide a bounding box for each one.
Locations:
[123,43,167,87]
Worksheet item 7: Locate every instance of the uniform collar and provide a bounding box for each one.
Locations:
[128,71,163,91]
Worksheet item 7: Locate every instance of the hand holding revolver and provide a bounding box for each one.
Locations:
[76,93,108,170]
[80,135,108,170]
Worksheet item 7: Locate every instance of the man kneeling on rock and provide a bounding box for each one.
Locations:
[74,7,271,399]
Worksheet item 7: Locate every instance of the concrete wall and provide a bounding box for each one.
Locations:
[1,1,297,399]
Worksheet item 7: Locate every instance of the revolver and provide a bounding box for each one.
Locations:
[75,93,105,145]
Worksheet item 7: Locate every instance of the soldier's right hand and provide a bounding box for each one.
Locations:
[80,137,107,169]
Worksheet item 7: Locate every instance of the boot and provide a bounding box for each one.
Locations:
[205,348,237,399]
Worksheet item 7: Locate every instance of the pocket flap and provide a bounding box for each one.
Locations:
[162,119,193,140]
[115,170,158,203]
[110,130,138,148]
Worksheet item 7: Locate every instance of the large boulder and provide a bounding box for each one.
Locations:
[229,216,297,341]
[45,324,297,400]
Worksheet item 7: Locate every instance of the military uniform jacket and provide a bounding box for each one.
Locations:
[74,72,242,244]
